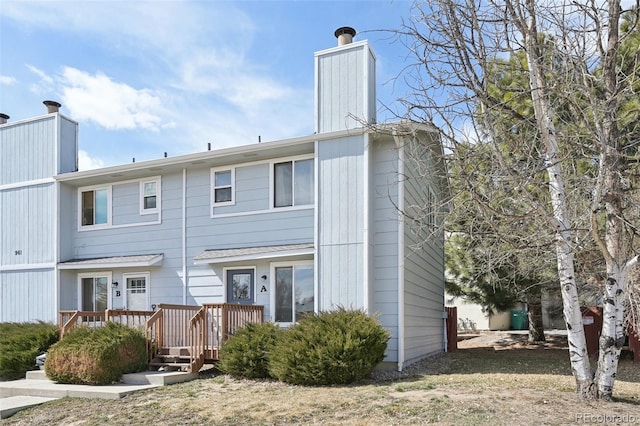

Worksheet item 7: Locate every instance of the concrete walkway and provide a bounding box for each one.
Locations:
[0,369,197,419]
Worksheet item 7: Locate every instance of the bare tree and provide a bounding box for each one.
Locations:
[393,0,640,400]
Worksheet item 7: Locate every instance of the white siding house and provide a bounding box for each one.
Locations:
[0,28,448,370]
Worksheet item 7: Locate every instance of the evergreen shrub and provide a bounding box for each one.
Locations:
[219,322,283,379]
[0,322,59,380]
[269,308,390,385]
[45,322,146,385]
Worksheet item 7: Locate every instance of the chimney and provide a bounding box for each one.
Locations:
[43,100,61,114]
[0,113,9,125]
[334,26,356,46]
[316,26,375,133]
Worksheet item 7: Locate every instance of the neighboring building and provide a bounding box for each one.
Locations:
[446,291,566,331]
[0,28,448,370]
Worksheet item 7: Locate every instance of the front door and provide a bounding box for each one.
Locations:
[227,269,254,305]
[125,275,148,310]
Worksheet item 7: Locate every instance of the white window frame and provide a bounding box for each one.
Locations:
[139,178,161,215]
[122,272,151,310]
[77,271,112,311]
[78,185,112,229]
[211,167,235,208]
[270,155,314,210]
[269,260,315,325]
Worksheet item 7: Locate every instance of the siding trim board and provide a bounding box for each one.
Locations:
[0,177,55,191]
[0,263,56,272]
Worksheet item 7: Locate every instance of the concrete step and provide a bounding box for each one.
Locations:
[122,371,198,385]
[1,395,59,419]
[0,370,197,419]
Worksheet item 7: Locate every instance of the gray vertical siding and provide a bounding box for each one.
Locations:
[58,117,78,174]
[402,134,445,363]
[0,114,77,323]
[0,184,56,265]
[316,42,375,133]
[372,137,400,362]
[0,116,58,185]
[317,136,365,310]
[0,270,57,323]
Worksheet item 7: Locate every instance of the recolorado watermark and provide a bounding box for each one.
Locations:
[576,413,637,424]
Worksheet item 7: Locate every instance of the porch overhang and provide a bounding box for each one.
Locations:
[58,253,164,270]
[194,243,314,265]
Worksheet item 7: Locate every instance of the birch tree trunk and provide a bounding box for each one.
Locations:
[519,0,594,397]
[591,0,633,400]
[398,0,640,400]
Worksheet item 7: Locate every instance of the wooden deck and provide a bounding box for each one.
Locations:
[59,303,264,372]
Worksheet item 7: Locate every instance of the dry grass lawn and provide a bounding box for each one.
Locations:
[5,333,640,425]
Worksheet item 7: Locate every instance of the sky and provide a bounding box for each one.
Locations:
[0,1,416,170]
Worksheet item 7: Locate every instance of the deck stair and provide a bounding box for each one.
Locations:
[148,347,194,371]
[59,303,264,373]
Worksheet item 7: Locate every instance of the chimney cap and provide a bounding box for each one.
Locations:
[0,113,9,120]
[43,100,61,114]
[43,100,61,108]
[334,26,356,38]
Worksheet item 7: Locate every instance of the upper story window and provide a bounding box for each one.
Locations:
[274,159,313,208]
[212,169,234,205]
[140,179,160,214]
[81,188,109,226]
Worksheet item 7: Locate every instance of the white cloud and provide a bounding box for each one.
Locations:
[60,67,166,131]
[0,75,17,85]
[78,149,105,171]
[26,65,53,84]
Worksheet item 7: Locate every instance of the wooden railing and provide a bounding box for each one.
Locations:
[59,303,264,373]
[59,310,107,338]
[189,304,264,372]
[106,309,154,331]
[59,309,154,339]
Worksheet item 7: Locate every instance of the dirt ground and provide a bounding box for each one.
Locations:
[5,331,640,425]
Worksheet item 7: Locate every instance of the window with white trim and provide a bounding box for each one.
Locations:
[140,180,160,214]
[273,262,314,323]
[79,273,110,311]
[212,169,234,205]
[80,188,109,227]
[273,159,313,208]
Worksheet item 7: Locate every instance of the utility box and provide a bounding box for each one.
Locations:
[510,310,528,330]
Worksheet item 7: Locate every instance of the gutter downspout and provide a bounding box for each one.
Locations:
[394,131,405,372]
[182,168,187,304]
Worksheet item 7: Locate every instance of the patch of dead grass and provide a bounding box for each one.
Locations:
[5,333,640,425]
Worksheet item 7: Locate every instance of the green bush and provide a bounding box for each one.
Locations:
[269,309,390,385]
[0,322,59,380]
[219,322,284,379]
[45,322,147,385]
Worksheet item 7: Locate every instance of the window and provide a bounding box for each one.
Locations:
[427,186,436,227]
[81,188,109,226]
[79,274,109,311]
[273,263,314,323]
[124,273,149,310]
[274,159,313,208]
[226,268,254,305]
[212,169,234,205]
[140,180,159,214]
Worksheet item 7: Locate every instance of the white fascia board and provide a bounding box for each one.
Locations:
[194,248,315,265]
[58,254,164,270]
[54,128,367,184]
